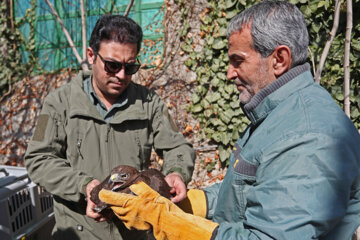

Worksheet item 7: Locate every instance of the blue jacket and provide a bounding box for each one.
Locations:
[204,63,360,239]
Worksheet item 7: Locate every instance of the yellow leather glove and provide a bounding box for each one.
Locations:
[99,181,219,240]
[177,189,207,218]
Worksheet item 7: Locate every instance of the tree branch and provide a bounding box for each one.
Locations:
[308,47,316,77]
[45,0,89,71]
[314,0,341,84]
[124,0,135,17]
[80,0,87,63]
[344,0,352,117]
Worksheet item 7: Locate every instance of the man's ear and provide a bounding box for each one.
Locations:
[87,47,95,65]
[272,45,292,77]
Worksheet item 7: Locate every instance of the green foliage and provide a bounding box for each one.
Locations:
[0,0,41,97]
[182,0,360,168]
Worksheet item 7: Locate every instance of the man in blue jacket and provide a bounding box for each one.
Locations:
[98,1,360,239]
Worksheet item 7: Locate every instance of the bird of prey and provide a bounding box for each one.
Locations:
[90,165,172,216]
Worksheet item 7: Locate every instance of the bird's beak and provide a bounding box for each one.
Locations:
[108,173,127,191]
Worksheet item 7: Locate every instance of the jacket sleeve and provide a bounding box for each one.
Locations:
[25,93,92,202]
[203,182,222,219]
[150,94,195,183]
[212,132,359,239]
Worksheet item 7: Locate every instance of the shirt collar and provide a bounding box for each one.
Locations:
[242,63,312,124]
[83,76,129,122]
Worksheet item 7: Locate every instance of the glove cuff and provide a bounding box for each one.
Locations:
[210,226,219,240]
[178,189,207,218]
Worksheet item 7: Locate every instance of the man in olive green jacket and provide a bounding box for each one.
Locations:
[25,15,195,240]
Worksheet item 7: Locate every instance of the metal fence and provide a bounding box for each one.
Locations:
[14,0,164,72]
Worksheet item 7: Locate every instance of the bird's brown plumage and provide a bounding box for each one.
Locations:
[90,165,172,216]
[90,165,172,239]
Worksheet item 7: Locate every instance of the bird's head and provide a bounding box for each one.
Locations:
[107,166,139,191]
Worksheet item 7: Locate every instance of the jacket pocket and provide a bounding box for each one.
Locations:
[135,134,152,170]
[231,145,258,219]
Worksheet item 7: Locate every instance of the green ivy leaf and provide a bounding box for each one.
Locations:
[226,0,237,9]
[218,146,231,162]
[204,109,214,118]
[212,132,222,143]
[191,104,203,113]
[210,118,224,126]
[211,63,220,72]
[218,27,227,37]
[352,107,360,118]
[204,127,215,135]
[230,100,240,109]
[192,93,201,104]
[226,9,238,19]
[335,93,344,101]
[220,132,231,145]
[207,36,215,45]
[207,92,222,103]
[237,0,247,7]
[217,18,228,26]
[219,111,231,124]
[184,58,194,67]
[181,44,193,53]
[212,38,227,50]
[201,15,212,25]
[217,72,227,80]
[211,77,220,87]
[201,99,211,109]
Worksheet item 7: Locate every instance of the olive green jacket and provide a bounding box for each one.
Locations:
[25,71,195,240]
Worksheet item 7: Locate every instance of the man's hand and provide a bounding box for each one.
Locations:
[86,179,106,222]
[165,172,186,203]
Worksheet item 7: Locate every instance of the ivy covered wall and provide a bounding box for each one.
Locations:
[183,0,360,165]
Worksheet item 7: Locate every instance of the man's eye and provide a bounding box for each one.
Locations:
[230,59,242,67]
[108,62,121,69]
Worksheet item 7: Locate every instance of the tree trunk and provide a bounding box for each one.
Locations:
[80,0,87,65]
[314,0,341,84]
[344,0,352,117]
[45,0,89,71]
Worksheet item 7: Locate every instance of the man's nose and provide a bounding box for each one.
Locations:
[115,66,126,79]
[227,65,237,80]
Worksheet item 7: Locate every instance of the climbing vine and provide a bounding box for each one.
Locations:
[0,0,40,98]
[182,0,360,166]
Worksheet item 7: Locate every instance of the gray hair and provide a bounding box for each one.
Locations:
[227,1,309,67]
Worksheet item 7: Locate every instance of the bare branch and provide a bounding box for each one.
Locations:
[124,0,135,17]
[314,0,341,84]
[80,0,87,62]
[0,84,12,103]
[344,0,352,117]
[308,47,316,77]
[45,0,89,71]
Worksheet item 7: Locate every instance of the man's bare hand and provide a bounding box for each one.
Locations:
[86,179,106,222]
[165,172,187,203]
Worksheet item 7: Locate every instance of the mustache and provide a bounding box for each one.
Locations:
[108,77,126,83]
[234,78,247,87]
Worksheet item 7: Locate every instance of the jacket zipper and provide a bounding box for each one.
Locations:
[54,116,59,138]
[135,136,144,170]
[77,138,83,159]
[110,222,114,240]
[106,123,113,181]
[105,124,111,142]
[107,124,115,240]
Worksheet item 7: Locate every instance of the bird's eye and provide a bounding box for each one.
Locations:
[121,173,128,178]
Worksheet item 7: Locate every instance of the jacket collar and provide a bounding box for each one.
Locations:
[69,71,149,124]
[242,63,313,125]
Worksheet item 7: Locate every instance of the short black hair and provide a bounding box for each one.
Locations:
[89,15,143,54]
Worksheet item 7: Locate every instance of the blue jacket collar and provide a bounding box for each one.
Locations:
[242,63,313,124]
